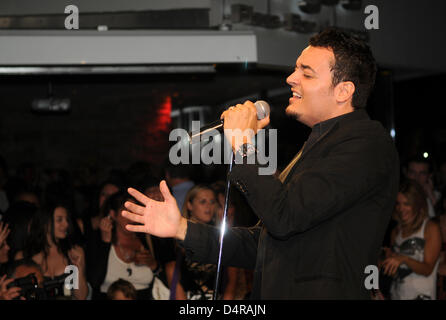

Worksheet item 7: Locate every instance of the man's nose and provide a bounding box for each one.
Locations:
[286,71,299,86]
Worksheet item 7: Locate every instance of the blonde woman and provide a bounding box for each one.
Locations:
[382,179,441,299]
[181,185,217,225]
[170,185,221,300]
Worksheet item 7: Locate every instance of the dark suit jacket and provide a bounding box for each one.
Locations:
[182,109,399,299]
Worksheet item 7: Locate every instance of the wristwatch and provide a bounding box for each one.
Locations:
[236,143,257,159]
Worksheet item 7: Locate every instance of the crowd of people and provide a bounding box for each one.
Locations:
[0,156,256,300]
[1,153,446,300]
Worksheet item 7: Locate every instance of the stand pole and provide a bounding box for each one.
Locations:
[213,150,235,300]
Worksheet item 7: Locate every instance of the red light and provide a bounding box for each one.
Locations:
[139,95,172,164]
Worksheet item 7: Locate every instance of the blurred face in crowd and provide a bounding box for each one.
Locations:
[395,192,415,225]
[52,207,69,240]
[187,189,216,224]
[407,162,431,186]
[145,186,164,202]
[0,240,10,264]
[99,183,119,208]
[112,201,135,235]
[286,46,353,127]
[16,192,40,207]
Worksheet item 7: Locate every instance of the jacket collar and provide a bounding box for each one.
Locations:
[282,109,370,185]
[303,109,370,156]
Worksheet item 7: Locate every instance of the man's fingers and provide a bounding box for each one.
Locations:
[221,104,241,120]
[128,187,151,206]
[243,100,256,111]
[159,180,174,202]
[124,201,145,215]
[125,224,146,233]
[122,210,145,224]
[257,116,270,131]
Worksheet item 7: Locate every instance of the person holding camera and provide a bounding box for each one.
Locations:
[3,259,45,300]
[0,221,10,266]
[0,221,22,300]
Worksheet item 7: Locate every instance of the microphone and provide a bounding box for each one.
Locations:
[188,100,270,144]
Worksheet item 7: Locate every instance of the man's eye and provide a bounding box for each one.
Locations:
[304,74,312,78]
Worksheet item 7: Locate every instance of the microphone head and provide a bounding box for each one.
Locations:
[254,100,270,120]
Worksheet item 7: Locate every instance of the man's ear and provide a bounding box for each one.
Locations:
[335,81,355,104]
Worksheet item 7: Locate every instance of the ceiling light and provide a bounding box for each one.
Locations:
[298,0,322,14]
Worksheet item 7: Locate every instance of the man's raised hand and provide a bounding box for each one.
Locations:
[122,180,188,240]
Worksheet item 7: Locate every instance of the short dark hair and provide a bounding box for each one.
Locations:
[165,162,194,180]
[406,156,433,173]
[107,279,137,300]
[309,28,377,109]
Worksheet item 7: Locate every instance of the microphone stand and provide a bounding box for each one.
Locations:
[213,150,234,300]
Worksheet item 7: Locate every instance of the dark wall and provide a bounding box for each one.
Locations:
[392,73,446,166]
[0,78,172,177]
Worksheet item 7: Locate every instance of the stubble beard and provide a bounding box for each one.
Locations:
[285,105,301,121]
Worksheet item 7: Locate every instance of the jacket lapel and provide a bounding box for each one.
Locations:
[283,122,338,185]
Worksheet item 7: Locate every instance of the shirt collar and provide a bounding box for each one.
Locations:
[305,109,365,150]
[312,111,353,137]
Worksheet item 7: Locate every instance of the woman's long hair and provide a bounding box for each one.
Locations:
[23,202,76,272]
[3,201,38,261]
[395,179,428,235]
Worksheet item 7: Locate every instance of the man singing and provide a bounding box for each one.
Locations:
[122,28,399,299]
